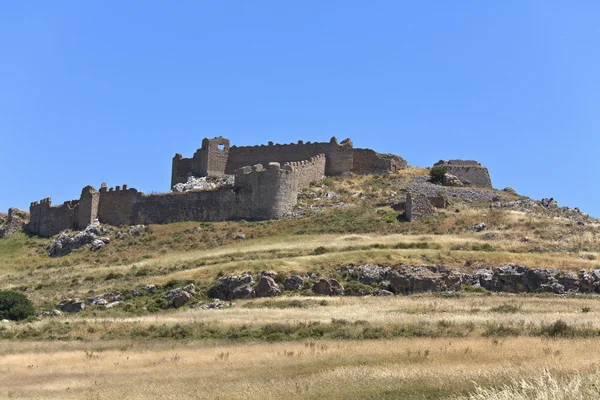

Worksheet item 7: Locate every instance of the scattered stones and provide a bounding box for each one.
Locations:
[56,299,85,313]
[172,175,234,192]
[502,187,517,195]
[141,284,156,293]
[37,310,62,317]
[88,292,122,306]
[255,275,282,297]
[473,223,487,232]
[541,198,559,208]
[199,300,236,310]
[129,225,145,236]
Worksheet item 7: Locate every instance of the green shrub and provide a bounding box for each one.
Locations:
[313,246,329,255]
[429,166,446,184]
[0,291,35,321]
[539,319,575,337]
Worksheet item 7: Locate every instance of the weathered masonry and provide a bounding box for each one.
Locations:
[27,136,408,237]
[434,159,492,188]
[172,136,407,187]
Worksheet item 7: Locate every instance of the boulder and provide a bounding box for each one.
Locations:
[473,223,487,232]
[376,289,394,296]
[255,276,282,297]
[56,299,85,313]
[442,173,464,187]
[311,278,344,296]
[502,187,517,195]
[283,275,304,291]
[209,274,255,300]
[164,288,192,308]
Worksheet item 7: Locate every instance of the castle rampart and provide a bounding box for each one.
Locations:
[26,136,408,237]
[434,160,492,188]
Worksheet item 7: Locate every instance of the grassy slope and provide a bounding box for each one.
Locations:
[1,169,600,399]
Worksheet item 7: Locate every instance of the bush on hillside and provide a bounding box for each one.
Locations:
[0,291,35,321]
[429,166,446,184]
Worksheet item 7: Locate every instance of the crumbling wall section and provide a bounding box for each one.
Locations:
[133,162,298,224]
[225,137,353,176]
[28,198,78,237]
[284,154,326,190]
[171,137,231,187]
[405,193,435,221]
[171,154,193,187]
[434,160,492,188]
[352,148,408,174]
[78,186,100,228]
[98,184,140,226]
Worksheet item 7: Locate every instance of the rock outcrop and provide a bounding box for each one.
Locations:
[209,274,255,300]
[47,221,110,257]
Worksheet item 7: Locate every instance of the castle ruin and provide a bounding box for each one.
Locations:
[27,137,408,237]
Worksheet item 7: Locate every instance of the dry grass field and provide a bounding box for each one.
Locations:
[2,171,600,399]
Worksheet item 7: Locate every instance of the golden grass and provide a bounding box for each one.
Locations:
[2,337,600,399]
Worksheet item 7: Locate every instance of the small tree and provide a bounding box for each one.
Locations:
[429,166,446,184]
[0,291,35,321]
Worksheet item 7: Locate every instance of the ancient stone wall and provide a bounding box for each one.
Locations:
[98,184,141,226]
[226,137,353,177]
[78,186,100,228]
[405,193,435,221]
[28,198,79,237]
[434,160,492,188]
[171,137,231,187]
[283,154,326,190]
[352,148,408,174]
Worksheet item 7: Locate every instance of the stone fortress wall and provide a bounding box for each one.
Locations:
[27,136,407,237]
[434,159,492,188]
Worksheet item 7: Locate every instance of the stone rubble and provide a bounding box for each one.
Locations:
[172,175,235,193]
[47,221,110,257]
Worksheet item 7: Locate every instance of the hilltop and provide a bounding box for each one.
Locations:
[1,147,600,399]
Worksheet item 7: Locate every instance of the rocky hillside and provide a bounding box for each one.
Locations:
[0,167,599,318]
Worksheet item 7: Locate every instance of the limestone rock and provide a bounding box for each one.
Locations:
[255,276,282,297]
[57,299,85,313]
[47,221,109,257]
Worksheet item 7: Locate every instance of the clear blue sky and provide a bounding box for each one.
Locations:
[1,1,599,217]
